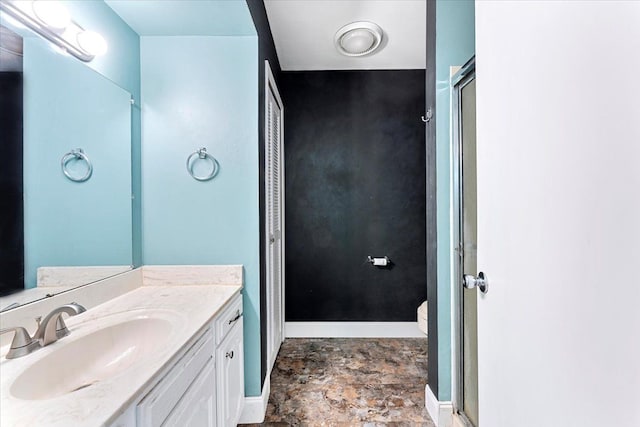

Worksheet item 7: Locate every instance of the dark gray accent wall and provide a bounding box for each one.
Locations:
[425,0,439,397]
[0,72,24,296]
[281,70,427,321]
[245,0,282,389]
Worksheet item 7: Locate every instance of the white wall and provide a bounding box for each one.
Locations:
[475,1,640,426]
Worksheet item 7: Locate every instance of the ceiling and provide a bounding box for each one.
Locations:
[105,1,256,36]
[264,0,426,71]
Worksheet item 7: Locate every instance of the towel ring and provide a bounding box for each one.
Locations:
[186,147,219,181]
[61,148,93,182]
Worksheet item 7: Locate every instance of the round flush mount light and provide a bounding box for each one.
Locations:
[77,30,108,56]
[334,21,384,57]
[32,0,71,30]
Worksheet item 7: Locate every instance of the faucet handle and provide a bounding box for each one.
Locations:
[0,327,41,359]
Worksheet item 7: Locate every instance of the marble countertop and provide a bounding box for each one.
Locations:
[0,284,242,427]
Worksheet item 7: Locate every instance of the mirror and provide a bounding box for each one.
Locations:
[0,21,134,309]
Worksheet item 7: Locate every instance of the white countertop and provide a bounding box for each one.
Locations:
[0,284,242,427]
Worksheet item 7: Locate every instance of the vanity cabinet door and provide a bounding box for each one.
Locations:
[136,329,214,427]
[216,318,244,427]
[163,360,216,427]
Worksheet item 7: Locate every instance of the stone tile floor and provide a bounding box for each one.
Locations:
[240,338,435,426]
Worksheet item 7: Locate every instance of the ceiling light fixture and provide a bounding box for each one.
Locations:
[0,0,107,62]
[334,21,384,57]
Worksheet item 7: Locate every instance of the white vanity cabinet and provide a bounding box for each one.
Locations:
[215,309,244,427]
[111,293,244,427]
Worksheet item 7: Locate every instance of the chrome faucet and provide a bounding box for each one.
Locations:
[34,303,86,346]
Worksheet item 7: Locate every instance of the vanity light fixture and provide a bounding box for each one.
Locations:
[31,0,70,30]
[77,30,108,56]
[334,21,384,57]
[0,0,107,62]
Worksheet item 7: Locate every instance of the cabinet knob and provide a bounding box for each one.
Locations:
[226,350,234,359]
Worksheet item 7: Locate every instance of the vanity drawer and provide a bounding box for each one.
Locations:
[136,328,214,427]
[215,294,243,345]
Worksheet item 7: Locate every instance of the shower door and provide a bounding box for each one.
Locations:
[452,59,479,427]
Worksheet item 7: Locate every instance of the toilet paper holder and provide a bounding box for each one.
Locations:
[367,256,390,267]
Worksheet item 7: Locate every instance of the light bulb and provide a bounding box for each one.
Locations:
[32,0,70,30]
[77,30,108,56]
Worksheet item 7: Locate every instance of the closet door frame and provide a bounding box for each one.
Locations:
[264,59,285,373]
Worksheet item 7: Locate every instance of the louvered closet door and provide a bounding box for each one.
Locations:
[266,83,283,369]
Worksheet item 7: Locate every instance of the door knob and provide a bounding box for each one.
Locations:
[463,272,488,294]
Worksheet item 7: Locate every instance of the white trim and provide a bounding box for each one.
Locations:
[285,322,425,338]
[238,376,271,424]
[425,384,453,427]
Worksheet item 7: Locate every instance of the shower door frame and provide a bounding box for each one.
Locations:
[451,56,477,427]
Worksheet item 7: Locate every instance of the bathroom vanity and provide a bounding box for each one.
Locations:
[0,266,245,427]
[113,291,244,427]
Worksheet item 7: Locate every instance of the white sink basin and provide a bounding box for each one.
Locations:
[11,315,174,400]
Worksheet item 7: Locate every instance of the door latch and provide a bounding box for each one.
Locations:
[463,272,488,294]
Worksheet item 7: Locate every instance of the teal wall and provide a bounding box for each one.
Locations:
[104,0,256,36]
[23,39,132,288]
[140,36,261,396]
[435,0,475,401]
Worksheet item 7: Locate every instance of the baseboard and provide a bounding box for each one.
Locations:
[238,376,270,424]
[425,384,453,427]
[285,322,425,338]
